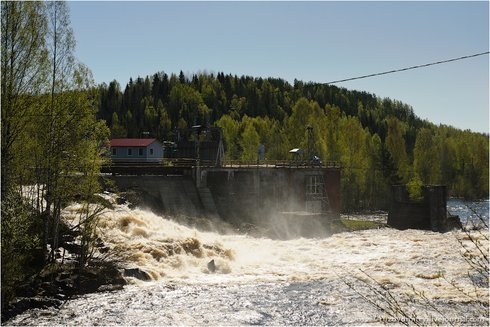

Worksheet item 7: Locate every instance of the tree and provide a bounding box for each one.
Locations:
[229,95,247,120]
[179,70,186,84]
[110,112,127,138]
[27,1,109,264]
[169,84,208,128]
[366,133,391,209]
[413,128,438,184]
[247,116,289,160]
[384,117,410,183]
[285,98,328,160]
[106,80,122,119]
[156,100,172,140]
[216,114,240,160]
[324,104,342,162]
[285,98,311,151]
[1,190,44,304]
[437,127,456,188]
[339,116,371,209]
[1,1,110,306]
[143,102,158,134]
[40,0,78,260]
[239,118,260,162]
[1,1,48,198]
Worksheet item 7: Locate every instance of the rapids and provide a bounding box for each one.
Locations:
[5,195,489,326]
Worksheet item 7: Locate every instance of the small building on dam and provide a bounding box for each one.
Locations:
[110,138,164,163]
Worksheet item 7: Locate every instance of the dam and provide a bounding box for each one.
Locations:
[103,163,341,237]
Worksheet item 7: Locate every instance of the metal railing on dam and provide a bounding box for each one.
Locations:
[223,160,341,169]
[101,159,341,175]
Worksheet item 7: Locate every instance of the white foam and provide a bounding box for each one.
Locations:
[62,195,488,304]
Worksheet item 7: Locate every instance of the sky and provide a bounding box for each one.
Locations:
[69,1,489,133]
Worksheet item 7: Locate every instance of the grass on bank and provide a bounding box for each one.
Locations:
[340,219,385,231]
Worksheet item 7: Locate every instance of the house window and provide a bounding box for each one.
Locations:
[306,175,323,196]
[139,148,143,156]
[112,148,116,156]
[127,148,132,156]
[149,148,154,156]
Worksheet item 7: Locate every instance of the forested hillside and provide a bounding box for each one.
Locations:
[97,71,489,209]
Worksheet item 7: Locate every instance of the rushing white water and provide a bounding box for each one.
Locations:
[6,195,489,326]
[448,198,489,226]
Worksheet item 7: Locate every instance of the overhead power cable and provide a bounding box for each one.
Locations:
[325,51,489,85]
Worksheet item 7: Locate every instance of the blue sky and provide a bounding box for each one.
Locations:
[69,1,489,133]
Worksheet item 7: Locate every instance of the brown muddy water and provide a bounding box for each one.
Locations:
[5,196,489,326]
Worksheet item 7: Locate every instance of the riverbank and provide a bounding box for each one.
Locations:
[1,259,126,323]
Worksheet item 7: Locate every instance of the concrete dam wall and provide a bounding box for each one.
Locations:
[107,174,204,217]
[108,166,341,236]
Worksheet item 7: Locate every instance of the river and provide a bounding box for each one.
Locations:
[5,196,489,326]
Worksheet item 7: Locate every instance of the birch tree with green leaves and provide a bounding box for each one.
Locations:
[1,1,48,198]
[239,117,260,162]
[338,116,372,209]
[35,1,109,262]
[1,1,109,304]
[413,128,441,184]
[384,116,410,183]
[1,2,49,303]
[216,114,240,160]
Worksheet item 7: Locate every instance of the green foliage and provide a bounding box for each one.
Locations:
[111,112,127,137]
[407,175,423,200]
[324,104,343,162]
[339,116,373,209]
[216,114,240,160]
[384,117,410,183]
[1,1,110,306]
[1,190,44,303]
[341,219,383,231]
[169,83,209,127]
[413,128,439,184]
[1,1,49,195]
[239,117,260,161]
[95,69,488,208]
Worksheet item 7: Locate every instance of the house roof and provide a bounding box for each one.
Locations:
[110,138,158,147]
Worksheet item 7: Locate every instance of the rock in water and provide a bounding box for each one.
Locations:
[207,259,216,273]
[123,268,151,281]
[116,196,127,205]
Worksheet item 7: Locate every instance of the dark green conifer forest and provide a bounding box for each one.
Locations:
[97,71,489,209]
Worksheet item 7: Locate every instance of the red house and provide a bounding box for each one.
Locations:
[110,138,164,163]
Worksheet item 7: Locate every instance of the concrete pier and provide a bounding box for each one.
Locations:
[388,185,460,232]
